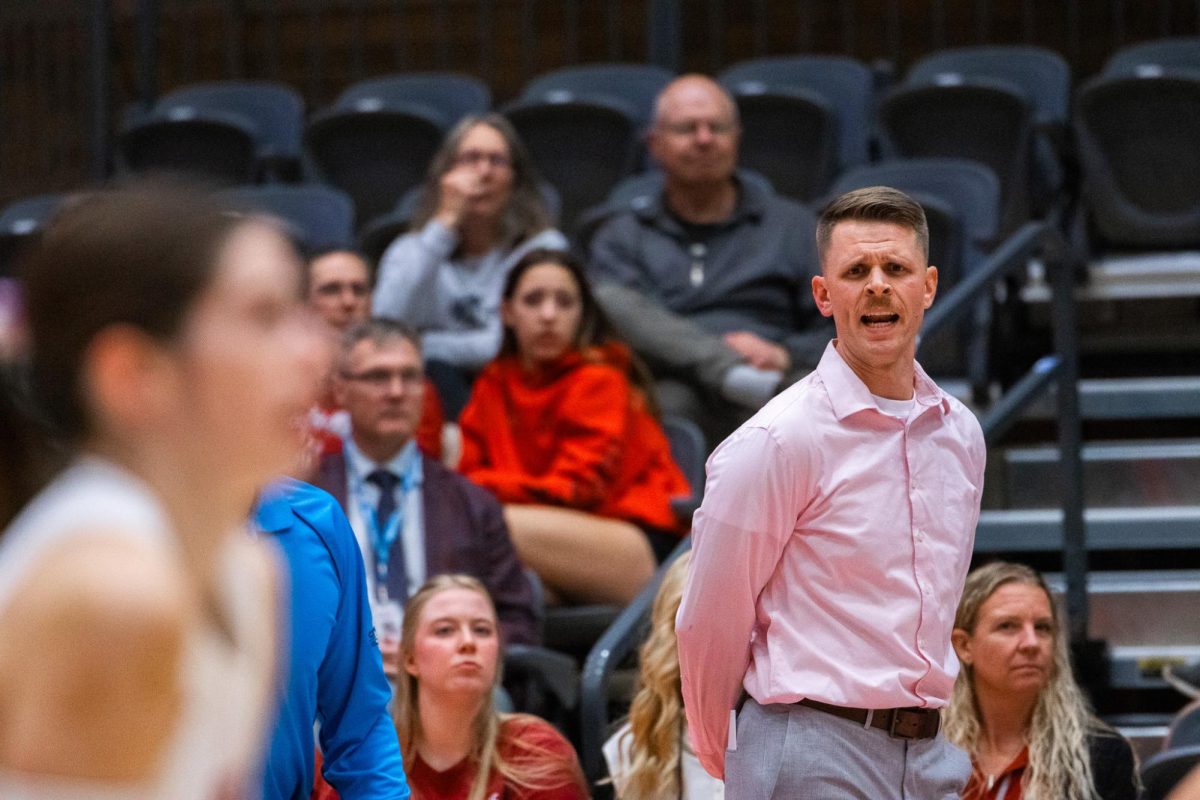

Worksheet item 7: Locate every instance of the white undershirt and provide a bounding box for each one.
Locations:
[871,392,917,419]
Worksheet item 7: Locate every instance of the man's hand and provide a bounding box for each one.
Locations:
[724,331,791,371]
[433,166,485,230]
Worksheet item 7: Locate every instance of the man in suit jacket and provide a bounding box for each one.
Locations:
[313,317,538,652]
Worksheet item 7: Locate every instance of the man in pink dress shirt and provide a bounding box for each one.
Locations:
[676,186,986,798]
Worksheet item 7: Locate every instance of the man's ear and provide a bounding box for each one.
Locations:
[923,265,939,310]
[812,275,834,318]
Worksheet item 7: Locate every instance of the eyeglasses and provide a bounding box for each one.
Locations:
[343,368,425,390]
[453,149,513,169]
[658,119,739,137]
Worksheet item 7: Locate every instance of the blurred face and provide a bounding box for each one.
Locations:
[175,221,330,488]
[308,251,370,331]
[954,582,1056,702]
[649,77,740,188]
[336,337,424,455]
[812,220,937,390]
[501,262,583,368]
[405,588,499,700]
[451,123,515,221]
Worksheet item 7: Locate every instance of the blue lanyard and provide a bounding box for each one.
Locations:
[348,448,421,596]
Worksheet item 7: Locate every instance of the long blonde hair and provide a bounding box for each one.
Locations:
[944,562,1106,800]
[616,552,691,800]
[394,574,584,800]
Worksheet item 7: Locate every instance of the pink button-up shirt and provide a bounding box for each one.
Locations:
[676,341,986,779]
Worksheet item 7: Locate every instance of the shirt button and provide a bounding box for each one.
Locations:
[690,242,707,257]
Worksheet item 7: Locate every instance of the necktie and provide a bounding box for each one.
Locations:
[366,468,407,599]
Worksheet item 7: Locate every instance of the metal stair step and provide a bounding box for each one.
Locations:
[1002,439,1200,507]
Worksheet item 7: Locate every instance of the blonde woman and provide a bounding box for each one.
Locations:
[394,574,587,800]
[946,562,1137,800]
[604,552,723,800]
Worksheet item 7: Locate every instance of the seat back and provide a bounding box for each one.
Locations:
[504,99,638,232]
[304,105,446,228]
[335,72,491,127]
[221,184,356,253]
[879,81,1033,236]
[160,81,305,167]
[119,113,259,184]
[907,45,1070,127]
[520,63,675,129]
[660,414,706,505]
[719,54,874,168]
[732,88,839,202]
[1105,36,1200,77]
[1142,744,1200,800]
[0,193,64,277]
[1075,73,1200,249]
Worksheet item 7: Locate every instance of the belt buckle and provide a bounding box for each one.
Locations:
[887,708,932,740]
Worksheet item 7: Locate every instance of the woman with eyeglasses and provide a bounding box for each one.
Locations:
[945,562,1138,800]
[372,113,567,418]
[0,182,329,798]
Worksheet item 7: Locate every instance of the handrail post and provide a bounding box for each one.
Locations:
[1045,232,1101,685]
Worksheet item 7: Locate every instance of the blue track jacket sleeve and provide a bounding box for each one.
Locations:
[257,479,409,800]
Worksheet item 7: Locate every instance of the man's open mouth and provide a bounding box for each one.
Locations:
[861,312,900,327]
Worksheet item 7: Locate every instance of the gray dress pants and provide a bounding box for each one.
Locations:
[725,699,973,799]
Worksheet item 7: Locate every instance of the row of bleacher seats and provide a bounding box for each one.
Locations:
[8,37,1200,267]
[4,37,1200,404]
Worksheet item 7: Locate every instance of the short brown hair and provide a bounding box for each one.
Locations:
[338,317,422,374]
[815,186,929,265]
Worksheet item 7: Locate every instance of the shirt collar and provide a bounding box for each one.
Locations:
[344,437,424,488]
[816,340,952,422]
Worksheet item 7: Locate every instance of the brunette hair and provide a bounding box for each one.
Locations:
[411,113,553,250]
[944,562,1121,800]
[393,575,585,800]
[21,181,247,443]
[815,185,929,264]
[498,248,660,414]
[1,181,248,526]
[613,552,692,799]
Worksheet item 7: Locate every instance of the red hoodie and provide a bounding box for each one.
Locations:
[459,343,690,534]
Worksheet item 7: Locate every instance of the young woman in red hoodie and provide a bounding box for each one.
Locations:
[458,249,690,606]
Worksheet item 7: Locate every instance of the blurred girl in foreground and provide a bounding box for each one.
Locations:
[0,182,327,797]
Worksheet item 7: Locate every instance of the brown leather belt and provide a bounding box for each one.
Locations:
[798,698,941,740]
